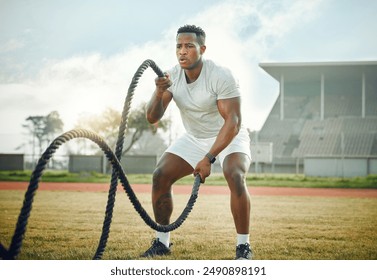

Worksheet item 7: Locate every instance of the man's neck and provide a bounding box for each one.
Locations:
[184,60,203,84]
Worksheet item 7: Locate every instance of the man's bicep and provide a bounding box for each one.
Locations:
[217,97,242,120]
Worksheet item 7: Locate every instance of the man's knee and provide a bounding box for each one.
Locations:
[224,168,243,184]
[152,166,162,182]
[224,169,247,196]
[152,166,174,191]
[152,166,165,184]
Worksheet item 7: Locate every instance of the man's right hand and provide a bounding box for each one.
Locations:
[155,73,172,96]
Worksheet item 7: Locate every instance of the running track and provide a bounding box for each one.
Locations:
[1,181,376,198]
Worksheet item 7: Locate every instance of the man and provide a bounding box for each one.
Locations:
[142,24,252,260]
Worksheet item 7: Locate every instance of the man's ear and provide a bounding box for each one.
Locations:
[200,45,206,54]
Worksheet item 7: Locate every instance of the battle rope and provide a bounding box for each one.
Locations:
[0,60,201,260]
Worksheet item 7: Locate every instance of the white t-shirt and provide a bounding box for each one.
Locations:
[167,59,241,138]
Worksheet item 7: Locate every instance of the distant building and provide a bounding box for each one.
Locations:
[252,61,377,177]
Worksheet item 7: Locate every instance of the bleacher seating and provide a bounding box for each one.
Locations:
[258,117,296,158]
[284,96,308,118]
[257,90,377,159]
[324,94,361,117]
[366,86,377,116]
[292,119,343,157]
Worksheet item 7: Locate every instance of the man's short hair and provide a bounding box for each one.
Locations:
[177,24,206,45]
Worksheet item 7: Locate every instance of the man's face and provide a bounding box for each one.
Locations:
[176,33,206,70]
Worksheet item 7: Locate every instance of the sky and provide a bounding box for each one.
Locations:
[0,0,376,153]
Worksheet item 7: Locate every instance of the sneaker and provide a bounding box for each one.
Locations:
[235,243,253,260]
[140,238,172,258]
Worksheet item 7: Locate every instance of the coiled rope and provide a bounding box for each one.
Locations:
[0,60,201,260]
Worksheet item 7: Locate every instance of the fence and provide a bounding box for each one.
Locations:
[0,154,24,171]
[1,153,376,177]
[67,155,158,174]
[304,156,377,177]
[0,154,157,174]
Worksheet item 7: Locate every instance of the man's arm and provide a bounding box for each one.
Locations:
[209,96,242,156]
[146,75,173,124]
[194,96,242,181]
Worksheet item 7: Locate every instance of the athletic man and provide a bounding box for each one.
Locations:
[142,24,252,260]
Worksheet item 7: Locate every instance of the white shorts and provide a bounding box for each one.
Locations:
[164,127,251,168]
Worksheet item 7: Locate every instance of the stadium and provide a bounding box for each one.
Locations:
[250,60,377,177]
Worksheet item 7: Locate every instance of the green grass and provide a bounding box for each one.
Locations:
[0,170,112,183]
[1,190,376,260]
[1,170,377,188]
[246,173,377,189]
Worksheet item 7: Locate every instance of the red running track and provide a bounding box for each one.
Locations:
[0,181,376,198]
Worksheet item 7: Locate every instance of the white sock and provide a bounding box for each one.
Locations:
[237,234,250,245]
[156,231,170,247]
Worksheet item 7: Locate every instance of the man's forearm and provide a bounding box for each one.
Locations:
[208,117,240,157]
[146,90,165,124]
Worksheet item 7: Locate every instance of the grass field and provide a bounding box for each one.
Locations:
[1,170,377,188]
[1,188,376,260]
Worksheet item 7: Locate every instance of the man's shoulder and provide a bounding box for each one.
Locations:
[167,64,181,75]
[166,64,184,83]
[204,59,236,80]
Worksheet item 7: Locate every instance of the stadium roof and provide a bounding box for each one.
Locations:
[259,61,377,82]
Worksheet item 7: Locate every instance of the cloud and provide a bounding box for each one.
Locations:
[0,0,325,148]
[0,41,176,135]
[0,38,25,53]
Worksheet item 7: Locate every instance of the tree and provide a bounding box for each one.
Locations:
[44,111,65,146]
[24,116,44,157]
[74,107,121,154]
[75,103,170,156]
[23,111,64,164]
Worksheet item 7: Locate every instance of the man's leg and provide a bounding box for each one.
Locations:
[152,152,193,224]
[141,152,193,257]
[222,152,252,259]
